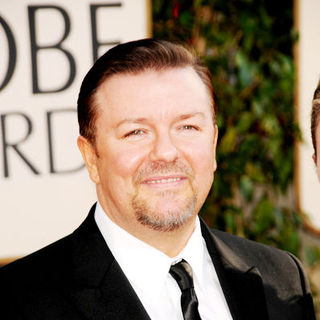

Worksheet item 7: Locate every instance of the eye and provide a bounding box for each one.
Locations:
[180,125,199,131]
[123,129,145,138]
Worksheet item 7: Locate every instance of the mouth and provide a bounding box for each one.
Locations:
[141,175,187,186]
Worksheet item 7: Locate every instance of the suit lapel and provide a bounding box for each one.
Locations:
[66,204,151,320]
[201,220,269,320]
[67,261,151,320]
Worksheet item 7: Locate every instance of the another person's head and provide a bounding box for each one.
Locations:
[311,80,320,174]
[77,39,218,238]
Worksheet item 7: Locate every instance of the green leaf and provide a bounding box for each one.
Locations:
[219,127,236,153]
[235,51,255,87]
[237,112,254,133]
[304,246,320,267]
[252,199,275,233]
[240,175,253,201]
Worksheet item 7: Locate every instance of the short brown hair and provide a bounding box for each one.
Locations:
[77,38,217,144]
[311,79,320,157]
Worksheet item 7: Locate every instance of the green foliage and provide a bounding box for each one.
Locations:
[153,0,302,255]
[305,246,320,268]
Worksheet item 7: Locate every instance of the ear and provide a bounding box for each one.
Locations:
[77,136,100,184]
[213,124,218,172]
[312,153,317,165]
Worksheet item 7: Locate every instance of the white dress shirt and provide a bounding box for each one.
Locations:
[95,202,232,320]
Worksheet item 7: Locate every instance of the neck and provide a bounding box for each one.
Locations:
[102,209,196,257]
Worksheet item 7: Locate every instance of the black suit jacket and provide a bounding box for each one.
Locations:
[0,204,316,319]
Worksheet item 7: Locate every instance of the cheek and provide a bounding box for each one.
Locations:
[184,143,215,202]
[183,141,216,177]
[104,145,149,180]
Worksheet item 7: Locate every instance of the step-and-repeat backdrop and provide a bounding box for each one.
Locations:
[0,0,149,260]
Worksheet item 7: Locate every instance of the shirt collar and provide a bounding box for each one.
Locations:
[173,217,205,284]
[94,201,205,295]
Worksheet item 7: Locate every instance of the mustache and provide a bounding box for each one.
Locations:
[133,160,193,184]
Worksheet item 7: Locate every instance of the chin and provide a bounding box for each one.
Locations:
[132,196,197,232]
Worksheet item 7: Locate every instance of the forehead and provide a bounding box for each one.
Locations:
[94,67,213,123]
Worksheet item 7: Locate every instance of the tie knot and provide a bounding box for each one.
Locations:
[169,259,194,291]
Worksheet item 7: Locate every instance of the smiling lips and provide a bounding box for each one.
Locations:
[141,176,186,185]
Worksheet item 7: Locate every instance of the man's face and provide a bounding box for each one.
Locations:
[79,67,218,233]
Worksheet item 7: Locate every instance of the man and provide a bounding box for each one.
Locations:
[0,39,316,320]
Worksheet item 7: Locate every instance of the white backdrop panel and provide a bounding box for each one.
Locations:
[0,0,148,258]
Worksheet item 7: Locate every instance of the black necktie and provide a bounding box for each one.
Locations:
[169,259,202,320]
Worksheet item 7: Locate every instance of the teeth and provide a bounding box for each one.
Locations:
[147,177,181,184]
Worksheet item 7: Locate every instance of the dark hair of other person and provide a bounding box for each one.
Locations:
[311,79,320,158]
[77,39,217,147]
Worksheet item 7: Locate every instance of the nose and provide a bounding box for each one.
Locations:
[149,130,179,162]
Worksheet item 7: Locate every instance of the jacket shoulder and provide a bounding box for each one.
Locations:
[210,227,295,261]
[208,227,311,293]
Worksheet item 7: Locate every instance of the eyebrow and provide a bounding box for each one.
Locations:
[115,112,206,128]
[176,112,206,121]
[115,117,148,128]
